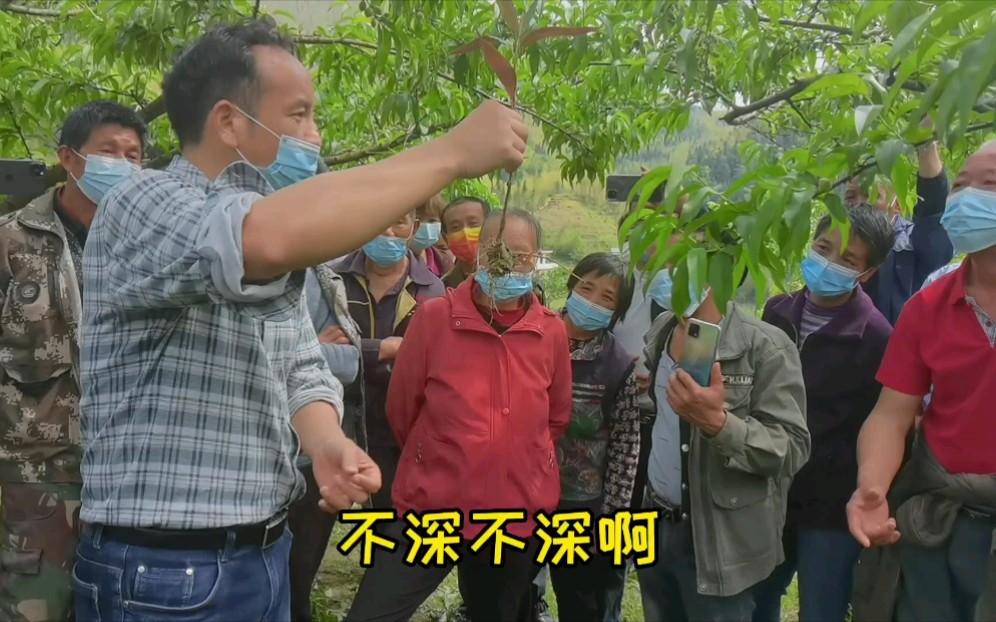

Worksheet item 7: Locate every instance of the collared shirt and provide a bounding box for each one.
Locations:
[649,348,683,506]
[79,156,342,530]
[877,261,996,474]
[53,189,86,286]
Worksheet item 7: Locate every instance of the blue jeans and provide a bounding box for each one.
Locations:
[636,519,754,622]
[752,527,861,622]
[73,525,292,621]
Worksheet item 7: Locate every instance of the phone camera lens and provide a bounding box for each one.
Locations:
[689,325,699,337]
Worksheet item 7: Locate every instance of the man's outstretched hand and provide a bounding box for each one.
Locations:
[442,100,529,178]
[312,436,382,513]
[847,487,900,548]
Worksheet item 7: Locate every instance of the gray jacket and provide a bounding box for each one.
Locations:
[644,307,810,596]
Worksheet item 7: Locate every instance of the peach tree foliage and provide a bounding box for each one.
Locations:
[1,0,995,310]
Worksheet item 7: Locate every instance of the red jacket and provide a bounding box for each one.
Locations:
[386,279,573,539]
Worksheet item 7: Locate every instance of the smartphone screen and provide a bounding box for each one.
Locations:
[606,174,664,203]
[678,319,721,387]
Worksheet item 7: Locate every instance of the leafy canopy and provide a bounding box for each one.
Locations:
[1,0,994,312]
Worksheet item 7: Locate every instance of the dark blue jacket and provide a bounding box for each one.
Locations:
[862,172,953,325]
[762,288,892,531]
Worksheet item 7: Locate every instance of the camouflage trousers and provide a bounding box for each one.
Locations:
[0,482,82,622]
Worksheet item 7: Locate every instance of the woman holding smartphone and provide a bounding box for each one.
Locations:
[547,252,642,621]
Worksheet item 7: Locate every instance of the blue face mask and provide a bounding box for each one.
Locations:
[565,291,613,331]
[474,269,534,302]
[941,187,996,255]
[71,151,138,205]
[363,235,409,267]
[411,222,441,252]
[647,269,708,317]
[235,107,320,190]
[801,250,862,297]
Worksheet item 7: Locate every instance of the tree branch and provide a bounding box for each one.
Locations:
[324,120,459,166]
[830,122,994,191]
[295,35,378,52]
[756,16,851,35]
[4,101,33,158]
[252,0,261,19]
[721,75,822,123]
[0,2,80,17]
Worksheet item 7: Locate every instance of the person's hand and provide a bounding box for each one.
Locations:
[312,435,382,513]
[665,363,727,436]
[635,370,651,394]
[442,100,529,177]
[379,336,403,362]
[318,326,352,345]
[847,488,899,548]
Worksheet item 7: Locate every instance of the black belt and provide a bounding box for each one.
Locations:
[646,486,687,524]
[85,513,287,551]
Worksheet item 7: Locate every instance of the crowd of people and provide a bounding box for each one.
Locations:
[0,15,993,622]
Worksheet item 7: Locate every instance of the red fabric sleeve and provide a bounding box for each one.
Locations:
[875,297,932,397]
[385,304,431,447]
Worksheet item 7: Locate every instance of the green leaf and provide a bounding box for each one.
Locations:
[887,10,933,66]
[671,262,691,319]
[854,105,882,135]
[854,0,889,35]
[687,246,708,305]
[708,251,734,311]
[875,139,905,178]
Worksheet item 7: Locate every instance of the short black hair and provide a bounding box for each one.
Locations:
[441,196,492,232]
[567,252,635,328]
[162,17,296,147]
[57,100,147,153]
[814,203,896,268]
[484,208,542,249]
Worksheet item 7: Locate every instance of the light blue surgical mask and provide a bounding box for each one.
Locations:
[411,222,441,252]
[234,107,320,190]
[70,151,139,205]
[363,235,409,267]
[565,291,613,331]
[647,269,708,317]
[941,187,996,255]
[801,250,862,298]
[475,269,534,302]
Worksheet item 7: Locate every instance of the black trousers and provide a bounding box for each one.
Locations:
[367,444,401,510]
[288,463,338,622]
[345,520,541,622]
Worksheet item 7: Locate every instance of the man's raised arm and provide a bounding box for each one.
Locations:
[243,101,527,281]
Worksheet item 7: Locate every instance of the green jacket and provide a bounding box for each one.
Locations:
[643,306,810,597]
[0,188,83,483]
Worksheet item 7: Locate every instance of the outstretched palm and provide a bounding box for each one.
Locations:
[847,488,899,548]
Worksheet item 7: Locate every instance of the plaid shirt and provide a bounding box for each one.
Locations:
[79,156,342,530]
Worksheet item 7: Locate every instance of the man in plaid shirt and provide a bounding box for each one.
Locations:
[72,18,529,621]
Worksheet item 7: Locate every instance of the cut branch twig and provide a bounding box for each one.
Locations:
[721,75,822,123]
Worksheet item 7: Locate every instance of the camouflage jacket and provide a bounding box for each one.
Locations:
[0,188,83,483]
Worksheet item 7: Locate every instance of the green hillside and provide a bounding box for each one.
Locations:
[511,107,754,265]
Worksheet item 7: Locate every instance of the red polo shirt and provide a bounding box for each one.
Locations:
[877,261,996,474]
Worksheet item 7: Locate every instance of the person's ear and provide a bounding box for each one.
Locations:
[213,100,244,150]
[410,218,420,240]
[57,146,79,179]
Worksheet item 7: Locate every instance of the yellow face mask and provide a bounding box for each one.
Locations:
[448,226,482,264]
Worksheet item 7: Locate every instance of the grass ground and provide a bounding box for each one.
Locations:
[311,523,800,622]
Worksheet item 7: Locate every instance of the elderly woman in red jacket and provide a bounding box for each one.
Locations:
[345,209,573,622]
